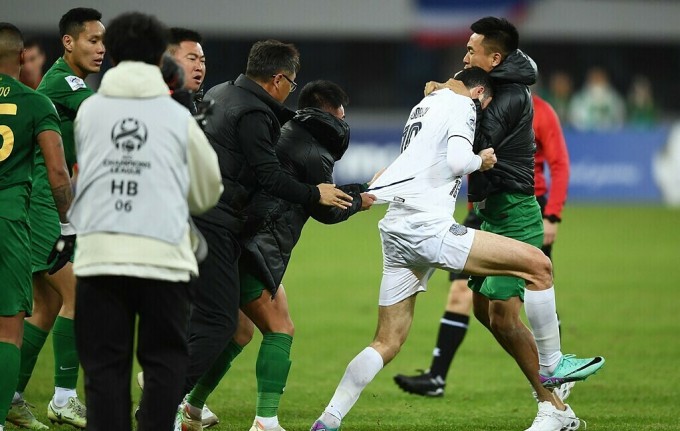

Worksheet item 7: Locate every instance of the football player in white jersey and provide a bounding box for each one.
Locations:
[310,67,586,431]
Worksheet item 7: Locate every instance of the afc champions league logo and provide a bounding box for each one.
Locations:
[111,118,148,154]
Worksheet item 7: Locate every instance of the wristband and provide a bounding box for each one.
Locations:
[60,222,76,236]
[543,214,561,223]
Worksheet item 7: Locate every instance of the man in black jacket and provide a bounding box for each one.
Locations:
[165,27,205,116]
[177,80,376,431]
[418,17,603,431]
[181,41,354,424]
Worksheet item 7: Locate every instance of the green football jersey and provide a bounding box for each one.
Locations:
[36,57,94,170]
[0,73,61,221]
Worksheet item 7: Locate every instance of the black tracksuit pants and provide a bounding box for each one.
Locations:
[75,276,190,431]
[183,217,241,393]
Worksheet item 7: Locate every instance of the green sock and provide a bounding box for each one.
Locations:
[0,342,20,422]
[17,321,49,393]
[53,316,79,389]
[255,332,293,418]
[186,340,244,408]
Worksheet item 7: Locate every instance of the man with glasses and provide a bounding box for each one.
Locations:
[277,73,297,92]
[180,79,377,431]
[178,39,354,430]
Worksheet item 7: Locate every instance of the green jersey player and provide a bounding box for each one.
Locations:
[6,8,104,430]
[0,22,72,431]
[32,10,102,272]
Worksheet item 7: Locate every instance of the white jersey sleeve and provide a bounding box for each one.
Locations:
[448,136,481,176]
[368,89,478,216]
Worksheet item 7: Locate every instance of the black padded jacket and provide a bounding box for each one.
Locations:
[468,49,538,202]
[240,108,365,294]
[195,74,321,232]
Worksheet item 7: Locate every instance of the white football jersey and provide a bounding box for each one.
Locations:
[369,89,477,231]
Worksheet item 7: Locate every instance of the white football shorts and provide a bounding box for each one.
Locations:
[378,218,476,306]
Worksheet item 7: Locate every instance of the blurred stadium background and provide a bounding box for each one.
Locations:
[5,1,680,430]
[7,0,680,206]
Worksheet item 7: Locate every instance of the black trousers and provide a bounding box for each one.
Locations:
[74,276,190,431]
[184,217,241,393]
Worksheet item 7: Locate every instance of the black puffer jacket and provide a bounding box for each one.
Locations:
[240,108,365,293]
[196,74,320,232]
[468,49,537,201]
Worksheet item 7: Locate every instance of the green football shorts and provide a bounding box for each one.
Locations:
[239,270,267,307]
[468,192,544,301]
[0,218,33,316]
[29,171,66,273]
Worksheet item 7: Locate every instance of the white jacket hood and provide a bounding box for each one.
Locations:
[98,61,169,98]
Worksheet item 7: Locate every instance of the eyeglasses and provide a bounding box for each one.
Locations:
[273,73,298,93]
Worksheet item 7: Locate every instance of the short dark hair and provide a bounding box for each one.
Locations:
[470,16,519,59]
[0,22,24,61]
[298,80,349,111]
[59,7,102,38]
[245,39,300,82]
[24,38,42,51]
[169,27,202,45]
[105,12,169,65]
[455,67,494,99]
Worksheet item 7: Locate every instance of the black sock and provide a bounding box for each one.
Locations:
[429,312,470,381]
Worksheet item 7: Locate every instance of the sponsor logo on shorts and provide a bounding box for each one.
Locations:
[448,223,468,236]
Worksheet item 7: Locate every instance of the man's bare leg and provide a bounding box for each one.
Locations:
[465,231,564,405]
[314,295,417,429]
[482,295,563,405]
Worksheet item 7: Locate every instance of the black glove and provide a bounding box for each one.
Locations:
[47,223,76,275]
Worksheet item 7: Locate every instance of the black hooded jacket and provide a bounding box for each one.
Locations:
[240,108,365,293]
[468,49,538,201]
[195,74,321,232]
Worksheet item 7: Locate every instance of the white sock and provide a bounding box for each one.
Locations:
[322,347,384,425]
[524,287,562,375]
[255,415,279,429]
[12,392,23,403]
[53,387,77,407]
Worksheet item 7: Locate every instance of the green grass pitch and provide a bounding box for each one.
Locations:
[15,204,680,430]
